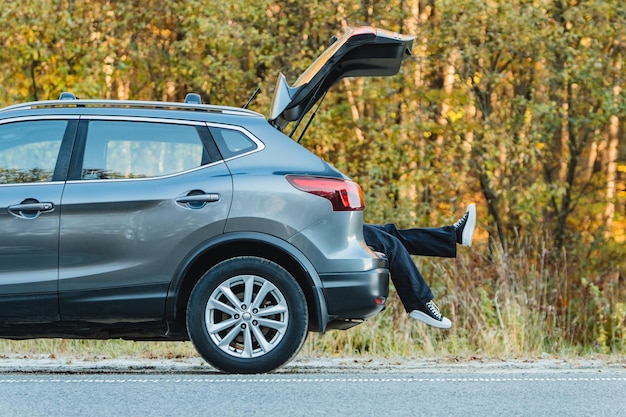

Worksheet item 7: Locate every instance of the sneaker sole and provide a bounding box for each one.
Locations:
[462,204,476,247]
[409,310,452,329]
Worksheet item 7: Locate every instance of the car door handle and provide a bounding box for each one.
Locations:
[175,194,220,204]
[9,202,54,211]
[8,201,54,218]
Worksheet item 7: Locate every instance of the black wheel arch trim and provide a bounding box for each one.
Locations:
[165,231,329,334]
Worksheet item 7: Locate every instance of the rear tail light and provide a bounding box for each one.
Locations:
[286,175,365,211]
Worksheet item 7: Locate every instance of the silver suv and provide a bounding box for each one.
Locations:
[0,27,413,373]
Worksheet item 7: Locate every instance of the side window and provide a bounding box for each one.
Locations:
[82,121,206,180]
[0,120,67,184]
[209,126,258,159]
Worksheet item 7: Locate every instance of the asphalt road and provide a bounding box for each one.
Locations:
[0,356,624,417]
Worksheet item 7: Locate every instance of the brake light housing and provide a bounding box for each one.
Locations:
[286,175,365,211]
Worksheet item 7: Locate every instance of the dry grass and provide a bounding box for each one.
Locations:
[1,238,623,361]
[304,236,625,358]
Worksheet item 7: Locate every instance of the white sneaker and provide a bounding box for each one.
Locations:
[409,300,452,329]
[453,204,476,247]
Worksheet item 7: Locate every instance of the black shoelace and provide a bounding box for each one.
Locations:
[424,300,442,320]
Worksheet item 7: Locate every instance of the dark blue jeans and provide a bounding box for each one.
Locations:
[363,224,456,312]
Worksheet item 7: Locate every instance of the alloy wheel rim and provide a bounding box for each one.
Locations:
[205,274,289,358]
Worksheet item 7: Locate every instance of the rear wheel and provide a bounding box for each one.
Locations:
[186,256,308,374]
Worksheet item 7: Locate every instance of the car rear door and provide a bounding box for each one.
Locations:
[0,117,77,322]
[58,116,233,321]
[269,26,414,132]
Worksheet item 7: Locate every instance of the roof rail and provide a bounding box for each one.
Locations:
[0,99,261,117]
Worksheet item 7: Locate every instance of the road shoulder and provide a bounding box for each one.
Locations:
[0,354,624,374]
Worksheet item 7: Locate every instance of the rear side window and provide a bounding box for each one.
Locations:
[0,120,67,184]
[82,121,207,180]
[209,126,258,159]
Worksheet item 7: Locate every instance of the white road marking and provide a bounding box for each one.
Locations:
[0,376,624,384]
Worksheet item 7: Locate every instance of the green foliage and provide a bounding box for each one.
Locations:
[0,0,624,354]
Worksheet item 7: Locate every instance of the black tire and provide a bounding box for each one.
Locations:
[186,256,309,374]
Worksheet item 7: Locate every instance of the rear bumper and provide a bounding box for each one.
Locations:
[319,265,390,326]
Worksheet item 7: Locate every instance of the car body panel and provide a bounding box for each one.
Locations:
[0,183,63,322]
[58,168,233,321]
[219,121,349,238]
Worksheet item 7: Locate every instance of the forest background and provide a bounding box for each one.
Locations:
[0,0,624,360]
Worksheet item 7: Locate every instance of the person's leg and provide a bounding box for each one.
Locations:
[371,224,457,258]
[363,224,434,311]
[364,225,451,328]
[368,204,476,258]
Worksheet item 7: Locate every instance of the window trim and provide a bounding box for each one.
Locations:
[0,115,80,125]
[205,122,265,162]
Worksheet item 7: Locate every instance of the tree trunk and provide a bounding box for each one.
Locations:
[603,114,620,238]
